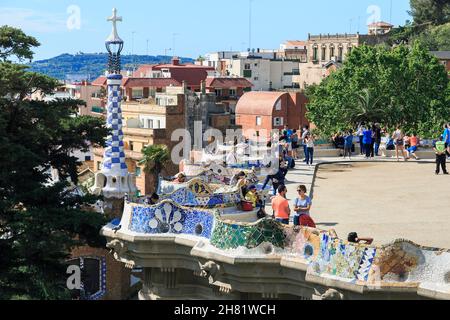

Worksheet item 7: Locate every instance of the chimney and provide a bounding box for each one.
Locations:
[182,80,187,92]
[172,57,180,66]
[200,80,206,94]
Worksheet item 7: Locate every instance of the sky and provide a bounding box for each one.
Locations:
[0,0,412,61]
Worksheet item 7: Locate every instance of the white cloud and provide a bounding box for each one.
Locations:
[0,7,68,33]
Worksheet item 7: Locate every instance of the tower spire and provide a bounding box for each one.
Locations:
[92,8,137,213]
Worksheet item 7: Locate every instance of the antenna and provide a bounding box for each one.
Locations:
[249,0,253,52]
[389,0,393,24]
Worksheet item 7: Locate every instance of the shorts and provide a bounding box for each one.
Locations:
[408,146,418,153]
[395,139,404,146]
[276,218,289,225]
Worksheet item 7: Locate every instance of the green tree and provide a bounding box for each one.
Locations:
[139,145,170,193]
[409,0,450,26]
[306,43,449,138]
[412,22,450,50]
[0,26,109,299]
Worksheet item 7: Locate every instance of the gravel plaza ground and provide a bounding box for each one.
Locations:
[308,162,450,249]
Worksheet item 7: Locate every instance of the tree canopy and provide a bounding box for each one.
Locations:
[0,26,109,299]
[306,43,450,138]
[409,0,450,26]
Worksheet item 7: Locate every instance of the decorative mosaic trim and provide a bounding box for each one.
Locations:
[80,256,107,301]
[129,200,216,239]
[210,218,286,250]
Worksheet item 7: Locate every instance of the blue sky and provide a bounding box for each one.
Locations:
[0,0,412,61]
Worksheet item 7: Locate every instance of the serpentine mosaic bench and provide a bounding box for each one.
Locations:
[108,198,450,298]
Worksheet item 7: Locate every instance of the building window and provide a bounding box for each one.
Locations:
[275,98,282,111]
[254,77,258,81]
[256,116,262,126]
[129,141,134,151]
[66,257,106,300]
[135,167,142,177]
[243,69,252,78]
[273,117,284,127]
[244,63,251,70]
[85,156,91,161]
[348,46,353,55]
[330,46,335,60]
[321,47,326,61]
[312,47,318,61]
[338,47,343,62]
[97,161,102,171]
[131,88,144,99]
[147,119,153,129]
[229,89,236,96]
[215,89,222,97]
[157,120,161,128]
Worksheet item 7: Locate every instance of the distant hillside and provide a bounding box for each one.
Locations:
[27,53,195,81]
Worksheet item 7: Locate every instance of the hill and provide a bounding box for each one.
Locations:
[27,53,195,81]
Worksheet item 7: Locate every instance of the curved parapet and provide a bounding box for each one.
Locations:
[102,201,450,299]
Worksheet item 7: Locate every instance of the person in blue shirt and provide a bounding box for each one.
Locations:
[443,123,450,159]
[343,130,354,160]
[362,126,373,159]
[292,185,313,226]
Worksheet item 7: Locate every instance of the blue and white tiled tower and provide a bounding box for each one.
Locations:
[92,8,137,201]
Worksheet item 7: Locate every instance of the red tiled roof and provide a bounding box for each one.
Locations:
[92,76,107,86]
[285,40,307,46]
[90,76,181,88]
[205,77,253,89]
[123,78,181,88]
[235,91,286,116]
[368,21,393,27]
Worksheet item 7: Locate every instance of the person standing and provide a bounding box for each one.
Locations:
[305,133,315,167]
[443,123,450,160]
[271,185,291,225]
[393,127,407,162]
[373,123,382,157]
[362,126,373,159]
[356,123,366,155]
[291,129,300,160]
[293,185,315,228]
[434,136,449,175]
[343,130,354,160]
[301,125,310,162]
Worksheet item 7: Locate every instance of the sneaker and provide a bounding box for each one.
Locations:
[444,172,449,175]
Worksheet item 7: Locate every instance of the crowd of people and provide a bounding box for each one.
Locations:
[332,122,450,174]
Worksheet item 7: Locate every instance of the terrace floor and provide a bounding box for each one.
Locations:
[276,158,450,249]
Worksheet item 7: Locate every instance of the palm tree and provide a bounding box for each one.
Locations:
[139,145,170,193]
[350,88,386,125]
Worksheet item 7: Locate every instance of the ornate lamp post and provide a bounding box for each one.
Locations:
[92,8,137,217]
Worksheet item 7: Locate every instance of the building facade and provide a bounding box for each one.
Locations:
[235,91,309,141]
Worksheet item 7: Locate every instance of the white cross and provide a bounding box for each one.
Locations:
[107,8,122,41]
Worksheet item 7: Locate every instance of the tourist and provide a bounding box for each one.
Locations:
[347,232,374,245]
[291,129,300,160]
[407,133,420,160]
[301,125,310,162]
[145,193,160,205]
[173,172,187,184]
[362,125,373,159]
[404,133,411,150]
[443,123,450,159]
[305,133,315,167]
[236,171,249,195]
[245,185,258,208]
[433,136,449,175]
[393,127,407,161]
[373,123,382,157]
[356,122,366,155]
[262,167,285,196]
[343,130,354,160]
[293,185,316,228]
[271,185,290,225]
